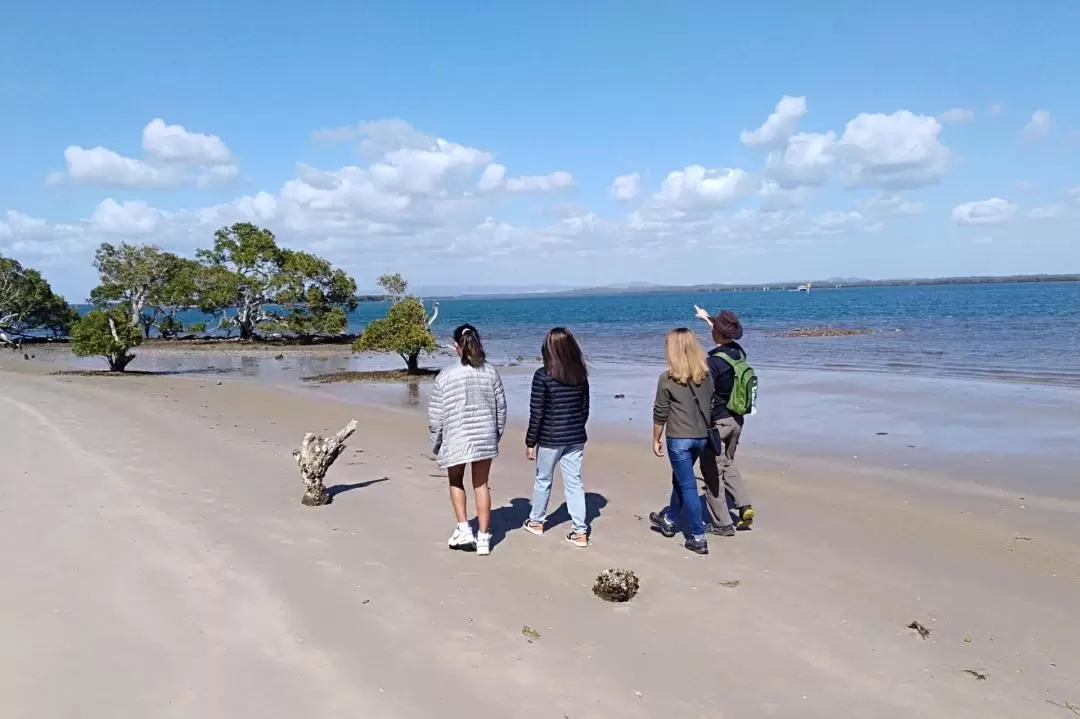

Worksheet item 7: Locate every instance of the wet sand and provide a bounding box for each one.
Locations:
[2,364,1079,718]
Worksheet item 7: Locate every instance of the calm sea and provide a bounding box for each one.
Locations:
[372,282,1080,386]
[87,281,1080,387]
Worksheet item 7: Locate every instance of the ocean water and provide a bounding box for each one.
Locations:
[412,282,1080,385]
[147,282,1080,385]
[57,282,1080,492]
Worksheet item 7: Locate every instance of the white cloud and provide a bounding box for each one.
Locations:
[862,194,926,216]
[1021,110,1052,143]
[610,172,641,201]
[50,118,237,189]
[655,166,749,210]
[88,199,164,234]
[373,139,492,195]
[0,211,90,260]
[800,211,882,236]
[939,108,975,124]
[475,165,572,193]
[1067,187,1080,201]
[142,118,233,165]
[312,118,433,156]
[952,198,1017,225]
[1028,205,1065,220]
[766,131,837,188]
[505,171,573,193]
[741,96,807,147]
[757,181,808,211]
[4,210,49,234]
[989,104,1004,117]
[57,146,182,188]
[196,163,239,188]
[836,111,950,189]
[197,192,279,227]
[477,164,506,192]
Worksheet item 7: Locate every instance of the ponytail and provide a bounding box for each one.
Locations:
[453,323,486,368]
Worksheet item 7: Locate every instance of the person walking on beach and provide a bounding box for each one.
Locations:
[428,324,507,556]
[649,328,716,555]
[694,306,756,532]
[523,327,591,548]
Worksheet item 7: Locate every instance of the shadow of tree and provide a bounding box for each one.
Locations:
[326,477,390,498]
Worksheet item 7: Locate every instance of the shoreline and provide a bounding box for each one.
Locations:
[13,335,1080,387]
[6,345,1079,501]
[2,367,1079,717]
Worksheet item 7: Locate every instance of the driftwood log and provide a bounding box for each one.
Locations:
[293,419,358,506]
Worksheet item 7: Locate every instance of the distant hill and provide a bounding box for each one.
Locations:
[822,276,871,284]
[370,273,1079,301]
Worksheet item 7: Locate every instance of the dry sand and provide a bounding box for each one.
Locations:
[2,366,1078,718]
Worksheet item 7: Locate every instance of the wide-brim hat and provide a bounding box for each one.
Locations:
[712,310,743,340]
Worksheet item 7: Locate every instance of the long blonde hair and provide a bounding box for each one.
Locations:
[665,328,708,385]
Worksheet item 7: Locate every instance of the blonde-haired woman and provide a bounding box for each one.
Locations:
[649,328,716,555]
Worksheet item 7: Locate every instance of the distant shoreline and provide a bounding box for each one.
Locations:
[441,275,1080,300]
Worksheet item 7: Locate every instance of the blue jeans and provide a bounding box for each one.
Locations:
[663,437,707,538]
[529,444,587,534]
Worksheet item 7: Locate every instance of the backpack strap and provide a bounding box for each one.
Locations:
[711,349,744,366]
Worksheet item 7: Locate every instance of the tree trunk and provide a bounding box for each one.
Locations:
[0,331,22,351]
[239,321,254,341]
[406,350,421,374]
[293,419,358,506]
[107,351,135,372]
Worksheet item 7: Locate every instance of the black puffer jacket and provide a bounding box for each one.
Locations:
[525,368,589,448]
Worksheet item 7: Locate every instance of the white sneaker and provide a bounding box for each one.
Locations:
[448,526,476,551]
[476,532,492,556]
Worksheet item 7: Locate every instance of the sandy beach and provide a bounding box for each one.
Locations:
[2,362,1079,718]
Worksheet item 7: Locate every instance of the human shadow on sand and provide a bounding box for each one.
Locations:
[488,492,608,547]
[326,477,390,499]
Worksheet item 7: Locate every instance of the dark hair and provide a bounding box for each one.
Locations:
[453,324,486,368]
[542,327,588,386]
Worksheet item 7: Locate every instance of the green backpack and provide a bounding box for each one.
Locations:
[711,349,757,416]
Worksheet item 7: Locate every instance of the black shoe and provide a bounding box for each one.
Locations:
[649,511,677,538]
[706,523,736,537]
[685,537,709,555]
[736,506,755,531]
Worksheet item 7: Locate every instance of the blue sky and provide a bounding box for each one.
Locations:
[2,1,1078,298]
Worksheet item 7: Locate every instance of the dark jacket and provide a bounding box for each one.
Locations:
[707,341,746,421]
[525,368,589,448]
[653,372,715,439]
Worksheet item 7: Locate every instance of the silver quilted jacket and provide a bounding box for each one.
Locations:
[428,362,507,469]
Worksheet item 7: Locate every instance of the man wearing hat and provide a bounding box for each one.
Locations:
[694,305,755,535]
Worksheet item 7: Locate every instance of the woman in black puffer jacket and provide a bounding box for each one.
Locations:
[523,327,591,547]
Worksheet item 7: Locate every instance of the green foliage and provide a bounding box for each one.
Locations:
[188,321,208,334]
[71,307,144,371]
[0,254,76,345]
[354,297,437,372]
[195,223,285,340]
[39,296,80,339]
[276,250,358,342]
[155,315,185,339]
[377,273,408,303]
[90,242,198,337]
[196,223,358,341]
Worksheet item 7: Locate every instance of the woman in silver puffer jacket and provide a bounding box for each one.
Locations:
[428,324,507,556]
